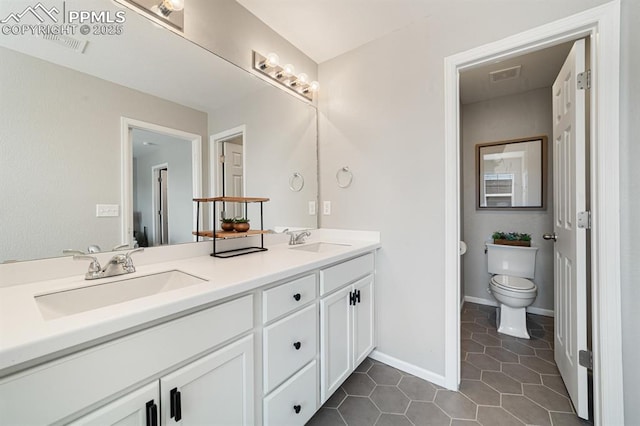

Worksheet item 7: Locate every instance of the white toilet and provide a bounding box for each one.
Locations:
[486,243,539,339]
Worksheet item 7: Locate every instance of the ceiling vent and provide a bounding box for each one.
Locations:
[41,34,88,53]
[489,65,521,83]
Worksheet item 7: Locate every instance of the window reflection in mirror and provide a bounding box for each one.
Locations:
[476,136,547,209]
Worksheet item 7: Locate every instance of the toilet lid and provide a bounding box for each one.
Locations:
[491,275,535,291]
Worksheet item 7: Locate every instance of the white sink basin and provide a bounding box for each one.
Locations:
[290,242,352,253]
[35,270,207,320]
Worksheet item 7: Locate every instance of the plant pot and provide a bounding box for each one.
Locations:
[494,239,531,247]
[234,222,250,232]
[220,222,235,232]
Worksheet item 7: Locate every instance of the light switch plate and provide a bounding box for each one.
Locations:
[96,204,119,217]
[323,201,331,215]
[308,201,316,215]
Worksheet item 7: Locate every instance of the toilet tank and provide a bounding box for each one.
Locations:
[486,243,538,279]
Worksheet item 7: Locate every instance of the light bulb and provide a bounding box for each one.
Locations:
[158,0,184,16]
[167,0,184,11]
[296,73,309,85]
[309,81,320,92]
[265,52,280,68]
[283,64,296,76]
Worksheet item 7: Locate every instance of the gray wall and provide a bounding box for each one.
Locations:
[619,0,640,421]
[462,88,554,313]
[317,0,617,385]
[0,47,207,262]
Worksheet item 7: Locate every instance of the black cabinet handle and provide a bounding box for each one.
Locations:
[355,289,361,304]
[293,404,302,414]
[293,293,301,301]
[170,387,182,422]
[293,341,302,350]
[146,400,158,426]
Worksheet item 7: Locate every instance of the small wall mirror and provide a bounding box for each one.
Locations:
[476,136,547,209]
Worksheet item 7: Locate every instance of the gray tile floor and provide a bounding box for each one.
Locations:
[307,302,590,426]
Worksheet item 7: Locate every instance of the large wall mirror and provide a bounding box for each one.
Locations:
[0,0,318,263]
[476,136,547,210]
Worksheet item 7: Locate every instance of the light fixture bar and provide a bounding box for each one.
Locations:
[252,51,318,101]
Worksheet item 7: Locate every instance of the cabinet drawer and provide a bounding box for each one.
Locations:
[0,295,253,425]
[263,274,316,323]
[264,360,318,426]
[320,253,374,296]
[263,304,317,393]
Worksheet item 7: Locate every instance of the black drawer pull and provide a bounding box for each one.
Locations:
[146,400,158,426]
[293,341,302,350]
[293,293,301,301]
[170,387,182,422]
[293,404,302,414]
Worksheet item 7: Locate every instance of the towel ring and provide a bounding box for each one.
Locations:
[289,172,305,192]
[336,166,353,188]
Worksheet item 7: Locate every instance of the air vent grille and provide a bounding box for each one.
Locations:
[489,65,521,83]
[41,34,88,53]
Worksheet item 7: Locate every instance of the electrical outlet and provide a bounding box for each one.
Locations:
[96,204,119,217]
[308,201,316,215]
[323,201,331,215]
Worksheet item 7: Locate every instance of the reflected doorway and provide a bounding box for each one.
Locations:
[210,125,246,221]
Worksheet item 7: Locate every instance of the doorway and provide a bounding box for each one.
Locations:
[443,2,623,425]
[209,125,246,222]
[152,164,169,245]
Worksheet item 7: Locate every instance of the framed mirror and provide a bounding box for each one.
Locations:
[476,136,548,210]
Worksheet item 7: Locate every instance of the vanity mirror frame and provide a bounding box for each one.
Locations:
[475,135,548,210]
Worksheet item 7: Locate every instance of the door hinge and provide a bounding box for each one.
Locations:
[219,154,226,163]
[579,349,593,369]
[577,211,591,229]
[577,70,591,90]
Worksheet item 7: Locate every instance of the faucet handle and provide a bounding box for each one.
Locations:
[112,244,129,251]
[123,248,143,272]
[125,248,144,258]
[73,254,102,279]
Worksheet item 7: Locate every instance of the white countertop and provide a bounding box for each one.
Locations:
[0,229,379,376]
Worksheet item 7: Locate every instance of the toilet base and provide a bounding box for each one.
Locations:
[496,304,530,339]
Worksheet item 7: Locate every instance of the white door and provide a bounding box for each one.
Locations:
[551,38,588,419]
[160,335,254,425]
[353,275,375,367]
[320,285,352,403]
[69,382,159,426]
[223,141,244,218]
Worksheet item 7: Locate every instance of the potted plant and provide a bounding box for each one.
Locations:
[492,231,532,247]
[233,217,250,232]
[220,217,235,232]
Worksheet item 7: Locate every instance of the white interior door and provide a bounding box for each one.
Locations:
[223,141,244,217]
[551,38,587,419]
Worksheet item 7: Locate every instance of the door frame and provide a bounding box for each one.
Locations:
[443,1,623,425]
[209,125,247,224]
[121,117,202,246]
[151,163,169,245]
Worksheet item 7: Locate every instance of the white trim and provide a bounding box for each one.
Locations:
[209,125,247,225]
[443,2,623,424]
[368,350,446,388]
[121,118,202,247]
[463,296,554,318]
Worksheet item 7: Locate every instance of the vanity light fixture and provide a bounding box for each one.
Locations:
[253,51,319,101]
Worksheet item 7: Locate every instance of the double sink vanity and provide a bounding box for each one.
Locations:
[0,230,380,425]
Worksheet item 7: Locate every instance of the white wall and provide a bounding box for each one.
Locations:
[317,0,613,382]
[0,47,207,262]
[619,0,640,421]
[462,88,554,312]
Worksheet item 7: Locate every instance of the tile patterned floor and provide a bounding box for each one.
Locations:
[307,302,589,426]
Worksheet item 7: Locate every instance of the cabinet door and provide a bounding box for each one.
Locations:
[353,275,375,366]
[320,285,352,403]
[160,335,254,426]
[69,382,159,426]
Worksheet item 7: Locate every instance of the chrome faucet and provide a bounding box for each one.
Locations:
[74,248,144,280]
[287,230,311,245]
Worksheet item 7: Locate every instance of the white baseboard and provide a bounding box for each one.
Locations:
[368,350,447,389]
[463,295,554,318]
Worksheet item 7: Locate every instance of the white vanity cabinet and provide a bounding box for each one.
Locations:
[320,254,375,403]
[262,273,319,426]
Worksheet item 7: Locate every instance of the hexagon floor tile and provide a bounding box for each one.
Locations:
[307,302,590,426]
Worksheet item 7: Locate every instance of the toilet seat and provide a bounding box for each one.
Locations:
[490,274,536,292]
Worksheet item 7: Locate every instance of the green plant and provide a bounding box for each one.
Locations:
[492,231,531,241]
[221,218,235,223]
[234,217,250,223]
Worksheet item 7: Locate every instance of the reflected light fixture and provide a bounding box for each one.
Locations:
[253,51,319,101]
[157,0,184,16]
